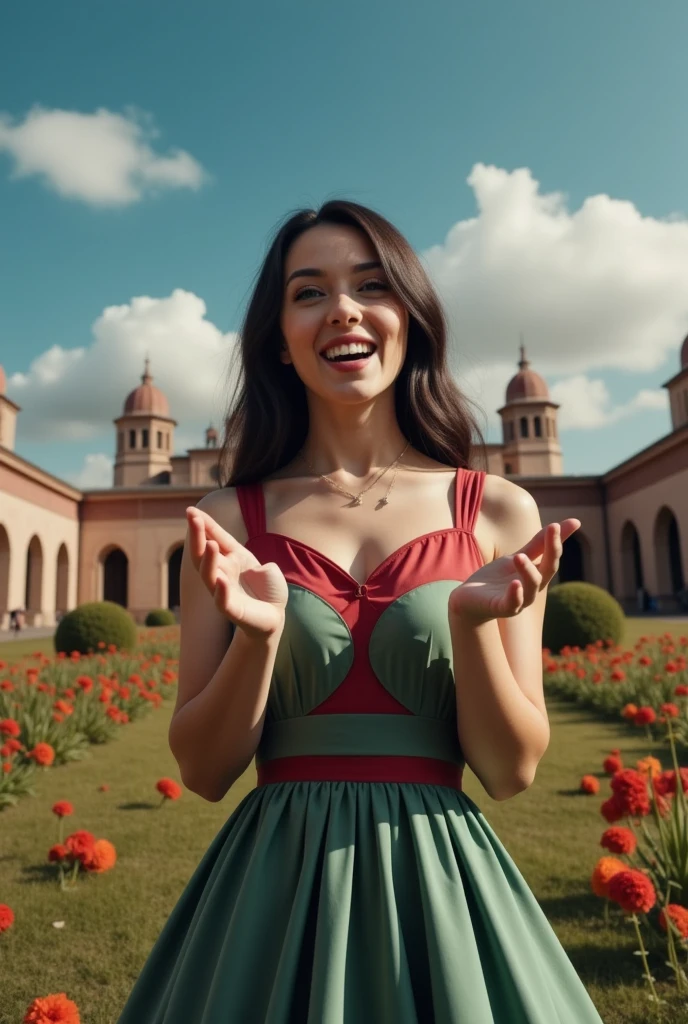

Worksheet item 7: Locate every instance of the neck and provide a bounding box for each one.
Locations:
[302,392,409,478]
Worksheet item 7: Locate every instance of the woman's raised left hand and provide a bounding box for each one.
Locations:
[448,518,581,626]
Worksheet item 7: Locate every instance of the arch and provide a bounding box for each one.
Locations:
[25,535,44,625]
[553,531,592,586]
[653,506,685,605]
[534,415,542,437]
[167,543,184,611]
[620,520,644,604]
[0,524,9,623]
[519,416,529,438]
[55,543,69,619]
[101,546,129,607]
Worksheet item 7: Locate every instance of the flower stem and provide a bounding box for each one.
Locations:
[631,913,660,1009]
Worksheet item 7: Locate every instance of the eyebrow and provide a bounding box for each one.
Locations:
[285,260,382,287]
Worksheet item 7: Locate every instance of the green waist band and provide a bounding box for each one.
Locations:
[255,714,464,765]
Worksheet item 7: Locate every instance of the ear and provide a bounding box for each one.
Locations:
[279,342,292,365]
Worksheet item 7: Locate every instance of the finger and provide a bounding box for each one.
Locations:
[200,539,221,592]
[190,507,240,555]
[535,523,562,583]
[513,553,541,600]
[186,509,206,566]
[518,519,580,563]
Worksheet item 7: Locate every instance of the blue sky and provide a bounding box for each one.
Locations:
[1,0,687,487]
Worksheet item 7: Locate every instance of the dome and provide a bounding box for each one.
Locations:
[505,345,549,403]
[0,364,5,395]
[123,359,169,417]
[681,333,688,369]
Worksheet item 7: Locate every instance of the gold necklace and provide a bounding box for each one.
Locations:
[300,441,410,506]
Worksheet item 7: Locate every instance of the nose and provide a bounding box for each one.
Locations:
[327,292,363,327]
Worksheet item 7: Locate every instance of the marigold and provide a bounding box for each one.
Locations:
[621,703,638,719]
[591,856,626,898]
[82,839,117,874]
[603,754,623,775]
[600,795,626,822]
[0,903,15,932]
[636,756,662,779]
[600,826,636,855]
[607,869,656,914]
[22,991,81,1023]
[675,685,688,697]
[654,768,688,797]
[610,769,651,817]
[30,743,55,767]
[658,904,688,939]
[0,718,20,737]
[156,777,182,800]
[660,702,680,718]
[633,706,656,726]
[52,801,74,818]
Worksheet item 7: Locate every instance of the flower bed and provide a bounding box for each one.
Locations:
[544,632,688,748]
[0,629,179,810]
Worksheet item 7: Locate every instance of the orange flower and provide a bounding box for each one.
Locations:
[52,801,74,818]
[636,756,662,779]
[0,718,21,737]
[607,869,656,914]
[600,826,636,855]
[23,991,81,1023]
[82,839,117,874]
[580,775,600,794]
[658,904,688,939]
[0,903,15,932]
[621,703,638,719]
[591,856,626,898]
[30,743,55,767]
[156,777,182,800]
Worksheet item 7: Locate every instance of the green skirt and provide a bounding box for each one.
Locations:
[116,782,604,1023]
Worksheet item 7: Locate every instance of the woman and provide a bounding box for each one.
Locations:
[117,201,603,1023]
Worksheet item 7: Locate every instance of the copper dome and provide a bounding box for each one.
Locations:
[505,345,549,403]
[123,359,169,417]
[681,333,688,369]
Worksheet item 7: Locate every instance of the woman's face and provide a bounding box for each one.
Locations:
[279,222,409,404]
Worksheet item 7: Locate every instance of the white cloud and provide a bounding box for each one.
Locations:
[7,289,237,444]
[65,453,114,490]
[422,165,688,404]
[0,105,207,206]
[549,377,668,429]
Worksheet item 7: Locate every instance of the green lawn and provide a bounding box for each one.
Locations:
[1,620,687,1023]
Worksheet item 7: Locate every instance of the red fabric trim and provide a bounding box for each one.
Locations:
[256,755,464,789]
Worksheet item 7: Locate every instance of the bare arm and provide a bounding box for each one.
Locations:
[168,488,285,802]
[450,477,552,801]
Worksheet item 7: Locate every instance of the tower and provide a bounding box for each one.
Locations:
[662,334,688,432]
[113,359,178,486]
[497,344,563,476]
[0,364,20,452]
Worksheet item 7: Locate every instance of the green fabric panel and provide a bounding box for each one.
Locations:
[268,583,354,719]
[116,783,605,1023]
[255,713,464,765]
[369,580,463,719]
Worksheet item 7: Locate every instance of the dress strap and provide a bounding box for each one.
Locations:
[235,481,266,541]
[455,467,486,534]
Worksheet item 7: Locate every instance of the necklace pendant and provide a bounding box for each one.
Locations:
[380,496,389,505]
[353,495,363,506]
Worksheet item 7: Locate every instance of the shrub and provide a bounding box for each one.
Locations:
[145,608,177,627]
[543,582,625,654]
[54,601,137,654]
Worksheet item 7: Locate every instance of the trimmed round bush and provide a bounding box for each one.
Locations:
[54,601,137,655]
[145,608,177,627]
[543,582,625,654]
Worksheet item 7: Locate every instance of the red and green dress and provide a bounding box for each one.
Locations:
[116,467,604,1024]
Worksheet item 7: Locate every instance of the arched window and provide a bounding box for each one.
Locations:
[534,415,542,437]
[117,431,124,452]
[129,429,136,448]
[157,430,162,448]
[504,462,513,474]
[519,416,529,438]
[142,428,149,448]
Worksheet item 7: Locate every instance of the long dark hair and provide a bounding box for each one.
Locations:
[219,199,486,487]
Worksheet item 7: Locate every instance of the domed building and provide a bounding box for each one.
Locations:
[0,338,687,629]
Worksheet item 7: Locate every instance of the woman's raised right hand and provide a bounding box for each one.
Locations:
[186,506,289,640]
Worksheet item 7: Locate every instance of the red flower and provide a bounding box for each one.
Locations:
[633,706,656,726]
[29,742,55,767]
[156,777,182,800]
[52,801,74,818]
[0,718,21,738]
[660,702,680,718]
[610,769,651,817]
[603,755,623,774]
[610,669,626,682]
[607,869,656,914]
[22,991,81,1023]
[659,904,688,939]
[654,768,688,797]
[0,903,15,932]
[621,703,638,720]
[600,826,637,855]
[601,795,626,822]
[675,685,688,697]
[580,775,600,794]
[64,831,96,864]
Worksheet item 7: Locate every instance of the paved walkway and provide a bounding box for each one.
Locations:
[0,626,56,642]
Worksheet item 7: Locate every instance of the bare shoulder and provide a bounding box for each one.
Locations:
[480,473,542,558]
[194,486,248,547]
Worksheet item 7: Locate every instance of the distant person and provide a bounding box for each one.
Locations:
[116,200,601,1023]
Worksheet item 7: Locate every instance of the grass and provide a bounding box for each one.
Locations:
[1,618,687,1023]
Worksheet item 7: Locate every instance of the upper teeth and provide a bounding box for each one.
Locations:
[324,343,375,360]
